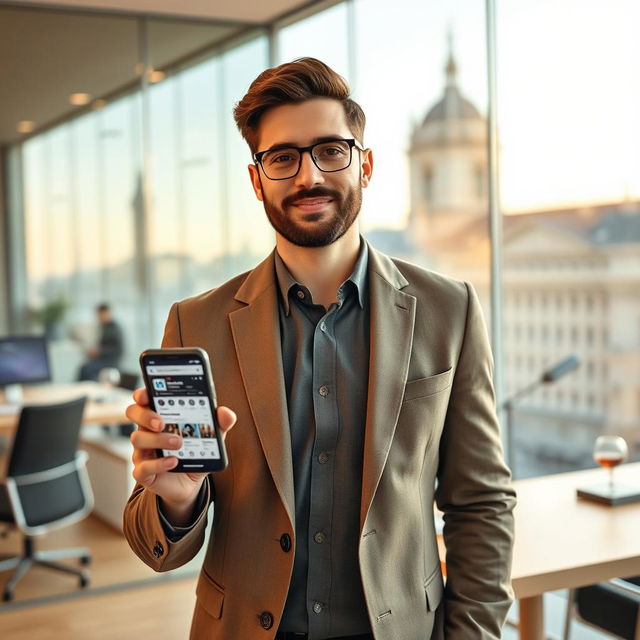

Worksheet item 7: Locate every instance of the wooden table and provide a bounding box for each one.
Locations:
[0,382,132,435]
[437,463,640,639]
[512,463,640,639]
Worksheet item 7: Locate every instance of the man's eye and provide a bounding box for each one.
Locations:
[319,146,347,157]
[270,152,296,164]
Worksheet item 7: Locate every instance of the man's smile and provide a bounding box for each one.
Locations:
[290,197,334,213]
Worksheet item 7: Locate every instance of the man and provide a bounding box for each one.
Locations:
[77,302,124,381]
[124,58,516,640]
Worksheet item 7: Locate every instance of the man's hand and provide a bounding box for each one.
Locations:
[126,388,236,525]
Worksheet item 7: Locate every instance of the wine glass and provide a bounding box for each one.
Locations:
[593,435,628,495]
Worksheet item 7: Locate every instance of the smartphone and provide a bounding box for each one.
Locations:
[139,347,228,472]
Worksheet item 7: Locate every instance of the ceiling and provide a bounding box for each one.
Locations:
[0,0,318,145]
[10,0,314,22]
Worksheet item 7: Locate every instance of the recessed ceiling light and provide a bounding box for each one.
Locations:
[148,70,165,84]
[70,93,91,106]
[16,120,36,133]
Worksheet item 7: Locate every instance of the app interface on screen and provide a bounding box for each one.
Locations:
[145,357,220,462]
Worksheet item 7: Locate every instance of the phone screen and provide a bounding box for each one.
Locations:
[143,352,222,467]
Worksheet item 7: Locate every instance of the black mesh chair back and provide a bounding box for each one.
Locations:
[7,396,87,477]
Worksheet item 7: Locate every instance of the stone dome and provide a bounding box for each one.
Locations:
[420,50,483,126]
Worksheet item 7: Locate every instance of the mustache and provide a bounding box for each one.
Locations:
[282,187,341,208]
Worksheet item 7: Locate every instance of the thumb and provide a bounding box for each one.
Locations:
[216,406,237,436]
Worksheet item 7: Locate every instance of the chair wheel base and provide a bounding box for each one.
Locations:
[80,575,90,588]
[3,590,13,602]
[80,556,91,566]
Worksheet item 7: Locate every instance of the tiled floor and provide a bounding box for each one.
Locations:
[503,591,611,640]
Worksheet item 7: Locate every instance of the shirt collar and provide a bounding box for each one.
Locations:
[274,237,369,316]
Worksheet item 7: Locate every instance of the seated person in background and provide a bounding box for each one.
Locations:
[77,303,124,381]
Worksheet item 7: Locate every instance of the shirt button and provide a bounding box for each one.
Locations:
[258,611,274,629]
[318,385,329,397]
[152,541,164,558]
[318,452,329,464]
[280,533,292,552]
[313,602,323,614]
[314,532,326,544]
[320,321,327,331]
[297,290,305,299]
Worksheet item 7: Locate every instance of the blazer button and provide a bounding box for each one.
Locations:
[152,541,164,558]
[259,611,274,630]
[280,533,292,552]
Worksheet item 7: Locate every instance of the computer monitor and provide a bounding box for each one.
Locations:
[0,335,51,402]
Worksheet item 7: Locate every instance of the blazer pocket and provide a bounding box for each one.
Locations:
[424,566,445,612]
[196,569,225,619]
[403,367,453,402]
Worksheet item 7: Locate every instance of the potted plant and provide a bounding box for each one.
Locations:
[29,296,69,340]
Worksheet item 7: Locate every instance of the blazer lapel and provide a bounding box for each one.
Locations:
[229,252,295,527]
[360,246,416,529]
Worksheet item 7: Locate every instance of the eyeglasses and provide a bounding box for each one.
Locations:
[253,138,363,180]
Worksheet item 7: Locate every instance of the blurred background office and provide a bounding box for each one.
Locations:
[2,0,638,478]
[0,0,639,636]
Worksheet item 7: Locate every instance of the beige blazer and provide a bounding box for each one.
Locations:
[123,244,516,639]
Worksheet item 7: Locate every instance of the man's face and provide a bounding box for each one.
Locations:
[248,98,373,247]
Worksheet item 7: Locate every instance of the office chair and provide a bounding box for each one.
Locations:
[0,396,94,602]
[563,577,640,640]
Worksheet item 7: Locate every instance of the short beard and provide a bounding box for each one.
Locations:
[262,184,362,248]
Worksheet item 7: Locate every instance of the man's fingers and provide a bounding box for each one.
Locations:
[126,403,163,432]
[131,430,182,452]
[217,406,237,433]
[132,456,178,484]
[132,387,149,406]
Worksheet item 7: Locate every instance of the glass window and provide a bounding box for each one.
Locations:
[277,3,350,78]
[220,36,272,275]
[352,0,491,325]
[498,0,640,476]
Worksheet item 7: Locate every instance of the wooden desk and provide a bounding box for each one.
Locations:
[0,382,132,435]
[512,463,640,639]
[437,463,640,638]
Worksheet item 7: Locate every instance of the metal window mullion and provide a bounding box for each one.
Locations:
[346,0,357,94]
[174,74,188,292]
[137,17,156,345]
[267,23,279,67]
[485,0,506,456]
[218,58,230,277]
[68,124,82,308]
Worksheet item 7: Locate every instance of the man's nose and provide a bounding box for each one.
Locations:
[294,150,325,188]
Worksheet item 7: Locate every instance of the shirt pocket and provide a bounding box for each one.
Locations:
[403,367,453,403]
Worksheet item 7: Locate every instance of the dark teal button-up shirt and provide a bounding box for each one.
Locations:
[275,240,371,638]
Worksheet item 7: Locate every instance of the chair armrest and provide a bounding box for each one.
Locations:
[9,451,89,487]
[609,578,640,598]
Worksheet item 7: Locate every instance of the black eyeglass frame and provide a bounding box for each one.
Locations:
[253,138,364,180]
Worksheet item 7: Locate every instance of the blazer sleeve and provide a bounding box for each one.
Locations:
[122,302,213,571]
[435,283,517,638]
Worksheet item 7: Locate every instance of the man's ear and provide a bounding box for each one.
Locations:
[248,164,264,201]
[360,148,373,188]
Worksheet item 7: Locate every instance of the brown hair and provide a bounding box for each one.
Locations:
[233,57,366,154]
